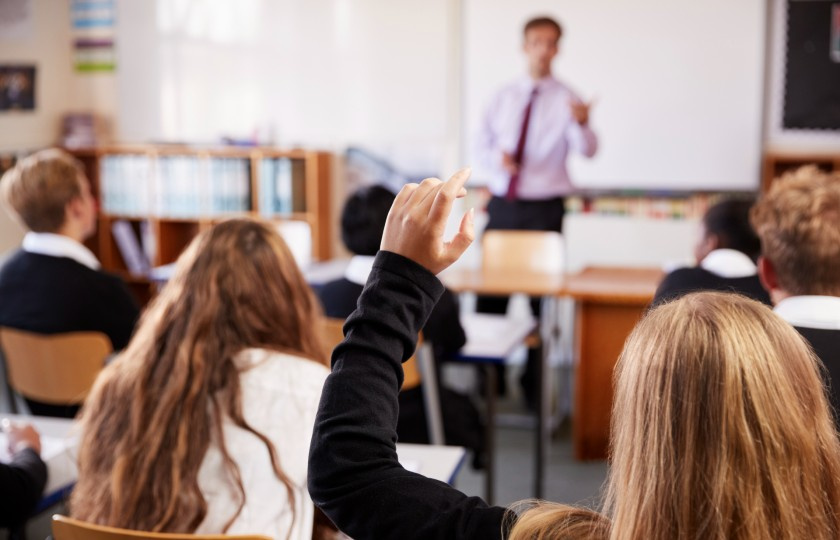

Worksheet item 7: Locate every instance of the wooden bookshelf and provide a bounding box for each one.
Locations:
[67,145,332,305]
[762,151,840,191]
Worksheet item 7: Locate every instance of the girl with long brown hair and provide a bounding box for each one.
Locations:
[72,218,328,540]
[305,169,840,540]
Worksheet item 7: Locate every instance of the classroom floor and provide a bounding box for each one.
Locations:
[453,404,609,511]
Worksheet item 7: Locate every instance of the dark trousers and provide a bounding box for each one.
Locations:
[478,195,565,404]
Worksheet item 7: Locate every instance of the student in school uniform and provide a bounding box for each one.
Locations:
[72,219,330,540]
[318,185,485,468]
[308,169,840,540]
[751,166,840,417]
[0,149,140,417]
[0,421,46,529]
[653,199,771,305]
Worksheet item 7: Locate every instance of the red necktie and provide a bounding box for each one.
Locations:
[506,87,539,201]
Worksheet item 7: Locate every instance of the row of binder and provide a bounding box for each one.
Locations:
[99,155,307,218]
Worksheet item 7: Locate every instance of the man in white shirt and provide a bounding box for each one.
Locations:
[750,166,840,420]
[0,149,139,416]
[476,16,598,402]
[477,15,598,234]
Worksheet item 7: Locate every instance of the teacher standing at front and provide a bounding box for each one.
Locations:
[478,16,597,234]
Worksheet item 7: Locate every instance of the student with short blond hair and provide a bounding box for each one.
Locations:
[0,148,139,417]
[751,166,840,417]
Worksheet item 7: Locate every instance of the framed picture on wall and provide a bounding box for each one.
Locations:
[0,65,36,111]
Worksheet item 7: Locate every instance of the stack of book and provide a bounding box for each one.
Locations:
[99,154,252,218]
[258,157,307,217]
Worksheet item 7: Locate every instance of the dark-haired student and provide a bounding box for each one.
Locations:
[0,421,47,528]
[317,185,485,466]
[751,166,840,419]
[653,199,771,306]
[0,149,139,417]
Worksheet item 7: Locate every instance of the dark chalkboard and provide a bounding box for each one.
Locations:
[783,1,840,130]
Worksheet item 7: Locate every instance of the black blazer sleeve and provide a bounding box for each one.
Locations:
[308,251,507,540]
[0,448,47,527]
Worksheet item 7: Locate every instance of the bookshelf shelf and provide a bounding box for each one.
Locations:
[68,145,333,305]
[763,151,840,191]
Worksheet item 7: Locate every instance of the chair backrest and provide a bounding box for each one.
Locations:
[52,515,272,540]
[482,230,565,274]
[320,317,422,390]
[0,328,112,405]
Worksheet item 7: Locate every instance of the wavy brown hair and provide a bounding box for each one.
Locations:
[509,292,840,539]
[71,218,327,534]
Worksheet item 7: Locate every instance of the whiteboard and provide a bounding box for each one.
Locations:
[463,0,766,192]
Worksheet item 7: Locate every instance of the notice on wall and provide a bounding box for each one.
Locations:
[0,0,33,40]
[72,0,116,72]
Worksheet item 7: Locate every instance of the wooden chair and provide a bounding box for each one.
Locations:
[0,328,112,409]
[320,317,444,444]
[52,515,272,540]
[482,230,565,275]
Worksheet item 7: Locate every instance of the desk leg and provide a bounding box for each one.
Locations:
[536,323,550,499]
[484,364,496,505]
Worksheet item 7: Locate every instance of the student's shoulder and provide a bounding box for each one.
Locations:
[663,266,715,283]
[239,348,330,390]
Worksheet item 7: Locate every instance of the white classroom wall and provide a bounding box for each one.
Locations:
[0,0,117,152]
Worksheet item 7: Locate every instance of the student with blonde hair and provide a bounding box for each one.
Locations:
[751,166,840,417]
[0,149,139,417]
[308,169,840,540]
[72,219,330,540]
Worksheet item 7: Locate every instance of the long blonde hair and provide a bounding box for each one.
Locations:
[71,218,326,534]
[510,292,840,539]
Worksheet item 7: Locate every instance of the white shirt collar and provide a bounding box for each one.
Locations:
[699,249,757,279]
[22,232,101,270]
[344,255,375,286]
[774,296,840,330]
[519,74,558,93]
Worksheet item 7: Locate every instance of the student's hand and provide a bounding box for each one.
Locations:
[570,99,595,126]
[501,152,519,175]
[381,168,474,275]
[1,419,41,455]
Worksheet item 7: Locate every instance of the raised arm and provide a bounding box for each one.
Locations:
[308,170,507,540]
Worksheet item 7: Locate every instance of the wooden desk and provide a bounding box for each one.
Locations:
[564,267,662,460]
[442,268,565,297]
[396,443,467,485]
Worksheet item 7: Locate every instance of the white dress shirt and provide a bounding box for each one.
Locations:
[477,75,598,199]
[699,249,758,279]
[774,296,840,331]
[22,232,101,270]
[196,348,330,540]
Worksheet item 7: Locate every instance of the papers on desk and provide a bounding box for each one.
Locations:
[0,434,65,463]
[1,415,80,498]
[459,313,537,361]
